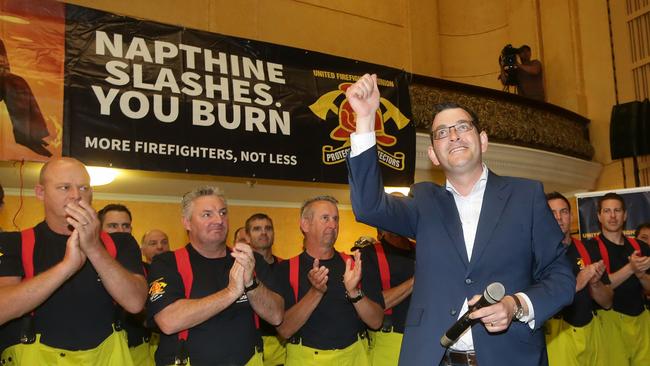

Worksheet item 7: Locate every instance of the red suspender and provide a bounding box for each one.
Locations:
[629,238,642,252]
[100,231,117,258]
[288,252,356,303]
[373,243,393,315]
[572,238,592,267]
[289,256,300,303]
[20,228,117,280]
[20,229,36,280]
[174,247,259,339]
[595,235,644,274]
[339,252,353,265]
[595,236,611,274]
[20,228,118,316]
[174,247,193,342]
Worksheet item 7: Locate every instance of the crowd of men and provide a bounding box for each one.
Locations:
[0,73,648,366]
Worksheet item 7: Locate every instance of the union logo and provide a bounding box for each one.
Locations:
[309,81,410,170]
[149,277,167,302]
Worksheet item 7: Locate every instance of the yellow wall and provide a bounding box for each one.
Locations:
[65,0,427,75]
[0,194,376,260]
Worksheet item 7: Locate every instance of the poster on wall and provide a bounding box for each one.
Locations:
[0,0,65,161]
[576,187,650,241]
[62,4,414,185]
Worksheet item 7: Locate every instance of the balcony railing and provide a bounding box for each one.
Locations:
[409,74,594,161]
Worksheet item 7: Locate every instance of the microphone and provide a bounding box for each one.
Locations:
[440,282,506,348]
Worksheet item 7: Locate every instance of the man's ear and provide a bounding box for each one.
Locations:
[480,131,488,153]
[35,184,45,202]
[182,216,191,231]
[299,217,309,234]
[427,145,440,166]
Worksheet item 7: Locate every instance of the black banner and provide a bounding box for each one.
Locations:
[63,5,414,185]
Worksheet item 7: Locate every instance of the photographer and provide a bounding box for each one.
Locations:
[516,45,545,101]
[498,44,545,102]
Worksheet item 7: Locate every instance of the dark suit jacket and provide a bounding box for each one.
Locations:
[347,146,575,366]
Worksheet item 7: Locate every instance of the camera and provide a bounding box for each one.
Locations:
[499,44,520,86]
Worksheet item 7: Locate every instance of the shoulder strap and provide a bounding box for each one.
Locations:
[572,238,592,267]
[20,227,119,318]
[628,238,642,253]
[20,228,36,280]
[21,228,117,280]
[289,255,300,303]
[288,252,358,303]
[595,235,611,274]
[338,251,361,291]
[100,231,117,258]
[339,251,351,264]
[174,247,193,341]
[374,243,392,315]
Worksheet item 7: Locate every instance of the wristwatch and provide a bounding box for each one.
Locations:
[510,295,524,321]
[345,288,365,303]
[244,277,260,293]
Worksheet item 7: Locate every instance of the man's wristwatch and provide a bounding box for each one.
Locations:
[510,295,524,321]
[244,277,260,293]
[345,288,365,303]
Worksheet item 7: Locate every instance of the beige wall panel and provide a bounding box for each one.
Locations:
[576,1,616,166]
[538,0,578,112]
[294,0,407,26]
[439,27,509,81]
[408,0,441,76]
[207,0,409,70]
[207,1,260,40]
[608,0,636,103]
[505,0,540,48]
[249,1,410,69]
[437,0,508,83]
[65,0,212,30]
[594,161,624,190]
[438,0,508,35]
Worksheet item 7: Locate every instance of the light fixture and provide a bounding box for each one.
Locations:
[384,186,410,196]
[87,166,119,186]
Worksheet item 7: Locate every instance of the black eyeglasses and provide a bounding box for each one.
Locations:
[431,120,474,140]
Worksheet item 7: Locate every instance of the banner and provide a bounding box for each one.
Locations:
[61,4,414,185]
[576,187,650,240]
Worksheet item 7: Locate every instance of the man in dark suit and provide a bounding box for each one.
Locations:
[344,74,575,366]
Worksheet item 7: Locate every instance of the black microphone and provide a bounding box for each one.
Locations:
[440,282,506,348]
